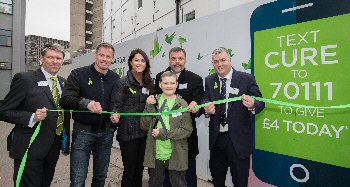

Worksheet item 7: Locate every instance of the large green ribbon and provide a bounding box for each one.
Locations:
[16,96,350,186]
[49,96,350,115]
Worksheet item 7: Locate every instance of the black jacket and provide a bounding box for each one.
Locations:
[155,67,204,158]
[110,71,155,141]
[60,64,120,133]
[0,69,71,159]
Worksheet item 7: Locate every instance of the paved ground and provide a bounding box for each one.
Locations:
[0,121,213,187]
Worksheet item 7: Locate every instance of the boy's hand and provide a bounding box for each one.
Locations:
[146,95,156,105]
[152,128,160,138]
[111,113,120,123]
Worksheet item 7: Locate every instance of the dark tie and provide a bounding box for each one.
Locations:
[220,78,227,126]
[51,77,64,135]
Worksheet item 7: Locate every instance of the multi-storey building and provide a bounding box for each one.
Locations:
[25,35,69,68]
[0,0,26,100]
[102,0,255,44]
[70,0,103,57]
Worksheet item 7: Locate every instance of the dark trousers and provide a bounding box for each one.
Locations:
[148,159,187,187]
[209,132,250,187]
[13,134,61,187]
[119,136,146,187]
[163,157,197,187]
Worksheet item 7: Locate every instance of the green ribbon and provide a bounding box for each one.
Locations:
[16,96,350,186]
[16,121,42,187]
[252,97,350,109]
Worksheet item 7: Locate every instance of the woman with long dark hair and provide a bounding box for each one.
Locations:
[110,49,155,187]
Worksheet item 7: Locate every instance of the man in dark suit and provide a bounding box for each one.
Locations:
[155,47,204,187]
[0,43,70,187]
[203,47,265,187]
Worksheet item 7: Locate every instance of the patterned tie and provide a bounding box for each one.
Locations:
[220,78,227,126]
[51,77,64,135]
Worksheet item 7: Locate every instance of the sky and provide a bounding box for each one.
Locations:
[25,0,70,41]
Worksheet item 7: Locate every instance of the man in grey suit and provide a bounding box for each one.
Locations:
[203,47,265,187]
[0,43,70,187]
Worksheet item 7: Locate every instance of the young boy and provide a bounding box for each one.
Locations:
[140,71,193,187]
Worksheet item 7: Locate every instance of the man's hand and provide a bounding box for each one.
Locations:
[87,101,103,114]
[242,94,255,110]
[152,128,160,138]
[204,102,215,114]
[34,107,48,122]
[111,113,121,123]
[146,95,156,105]
[188,101,199,113]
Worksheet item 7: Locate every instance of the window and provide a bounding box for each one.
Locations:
[138,0,142,9]
[0,29,12,46]
[185,10,195,22]
[0,0,12,14]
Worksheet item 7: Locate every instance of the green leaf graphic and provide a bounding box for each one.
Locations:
[227,48,234,57]
[242,58,252,70]
[165,32,176,45]
[150,36,162,58]
[209,68,216,75]
[197,53,203,60]
[179,36,187,48]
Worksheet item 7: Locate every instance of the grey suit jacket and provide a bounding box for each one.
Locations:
[0,69,70,159]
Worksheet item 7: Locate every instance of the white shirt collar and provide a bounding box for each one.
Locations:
[171,69,182,79]
[41,67,57,80]
[218,67,233,81]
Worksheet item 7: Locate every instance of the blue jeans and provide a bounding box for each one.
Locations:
[70,128,114,187]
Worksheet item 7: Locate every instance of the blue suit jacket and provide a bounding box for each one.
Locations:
[202,68,265,159]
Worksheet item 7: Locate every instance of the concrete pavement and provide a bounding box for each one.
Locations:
[0,121,213,187]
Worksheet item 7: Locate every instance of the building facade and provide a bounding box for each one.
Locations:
[0,0,26,100]
[70,0,103,58]
[25,35,69,69]
[102,0,255,44]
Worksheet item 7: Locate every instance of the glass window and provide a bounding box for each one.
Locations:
[0,0,12,14]
[0,0,12,4]
[185,10,195,22]
[138,0,142,9]
[0,29,12,46]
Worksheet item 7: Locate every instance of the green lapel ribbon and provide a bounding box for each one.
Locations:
[129,88,136,94]
[16,96,350,186]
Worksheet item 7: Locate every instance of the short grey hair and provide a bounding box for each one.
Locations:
[212,47,230,58]
[41,43,65,58]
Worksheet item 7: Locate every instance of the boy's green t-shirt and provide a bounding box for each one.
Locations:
[155,94,175,161]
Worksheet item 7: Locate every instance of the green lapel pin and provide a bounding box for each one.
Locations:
[88,78,93,85]
[129,87,136,94]
[214,82,218,89]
